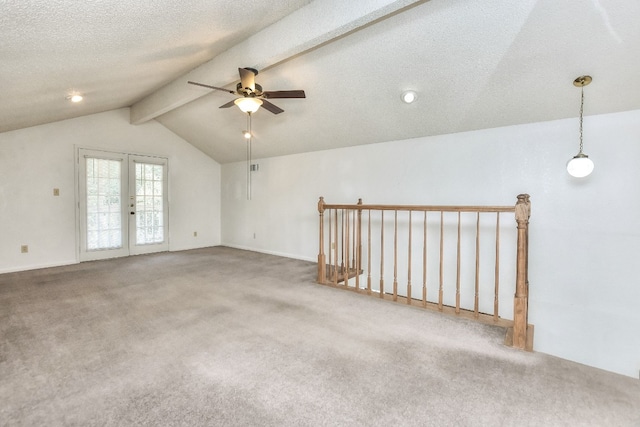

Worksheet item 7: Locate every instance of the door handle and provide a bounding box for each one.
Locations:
[130,211,135,215]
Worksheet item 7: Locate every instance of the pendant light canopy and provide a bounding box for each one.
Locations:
[567,75,594,178]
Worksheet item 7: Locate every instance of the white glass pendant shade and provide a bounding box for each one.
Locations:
[566,153,594,178]
[234,97,262,113]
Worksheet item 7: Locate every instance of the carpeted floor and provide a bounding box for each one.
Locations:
[1,246,639,426]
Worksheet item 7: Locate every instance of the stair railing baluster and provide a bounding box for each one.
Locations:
[393,210,398,302]
[423,211,427,307]
[407,210,412,305]
[367,209,372,295]
[439,211,444,311]
[380,210,385,298]
[456,212,461,314]
[474,212,480,318]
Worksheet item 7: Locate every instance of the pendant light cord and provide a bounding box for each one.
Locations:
[578,86,584,154]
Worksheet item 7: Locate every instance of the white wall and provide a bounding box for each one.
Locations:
[0,108,221,273]
[221,109,640,378]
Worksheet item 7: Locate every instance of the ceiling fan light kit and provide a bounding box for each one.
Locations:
[235,97,263,114]
[567,75,594,178]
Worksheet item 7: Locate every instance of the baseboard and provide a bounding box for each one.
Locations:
[0,260,79,275]
[221,244,315,263]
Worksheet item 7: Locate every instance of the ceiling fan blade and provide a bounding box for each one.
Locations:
[261,99,284,115]
[239,68,256,92]
[263,90,306,99]
[187,81,235,94]
[219,100,236,109]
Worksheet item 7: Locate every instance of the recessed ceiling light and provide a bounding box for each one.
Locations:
[67,94,84,103]
[401,90,417,104]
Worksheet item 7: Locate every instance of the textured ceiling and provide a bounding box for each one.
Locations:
[0,0,312,132]
[2,0,640,163]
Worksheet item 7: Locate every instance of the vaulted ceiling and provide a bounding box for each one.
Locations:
[2,0,639,163]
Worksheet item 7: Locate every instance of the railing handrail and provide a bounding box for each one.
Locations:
[320,203,515,213]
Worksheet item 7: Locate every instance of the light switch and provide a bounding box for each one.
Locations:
[53,188,60,196]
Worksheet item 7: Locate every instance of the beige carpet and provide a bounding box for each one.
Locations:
[1,246,639,426]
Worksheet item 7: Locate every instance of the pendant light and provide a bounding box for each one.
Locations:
[567,75,594,178]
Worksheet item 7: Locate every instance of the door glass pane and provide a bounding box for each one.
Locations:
[86,158,122,250]
[135,162,165,245]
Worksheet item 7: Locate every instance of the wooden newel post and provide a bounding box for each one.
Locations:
[318,197,326,284]
[512,193,531,349]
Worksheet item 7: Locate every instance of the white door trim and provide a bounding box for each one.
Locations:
[76,148,169,262]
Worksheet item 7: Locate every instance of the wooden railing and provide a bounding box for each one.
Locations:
[317,194,532,351]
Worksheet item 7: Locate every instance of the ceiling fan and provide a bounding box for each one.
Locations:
[188,67,305,115]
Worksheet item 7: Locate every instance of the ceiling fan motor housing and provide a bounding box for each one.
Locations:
[237,82,263,97]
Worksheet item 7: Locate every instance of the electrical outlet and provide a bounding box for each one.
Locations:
[193,231,197,237]
[253,233,256,239]
[21,245,28,253]
[53,188,60,196]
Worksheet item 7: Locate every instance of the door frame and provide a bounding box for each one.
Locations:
[75,147,170,262]
[128,154,170,256]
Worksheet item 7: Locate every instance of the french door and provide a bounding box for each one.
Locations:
[78,149,169,261]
